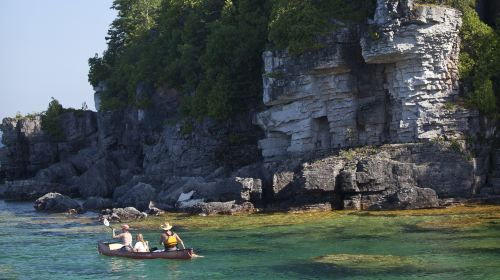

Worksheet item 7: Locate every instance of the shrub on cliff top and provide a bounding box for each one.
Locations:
[41,98,64,141]
[40,98,89,141]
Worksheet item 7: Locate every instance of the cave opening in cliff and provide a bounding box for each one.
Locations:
[312,116,332,151]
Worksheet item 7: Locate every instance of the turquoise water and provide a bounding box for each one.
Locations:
[0,200,499,280]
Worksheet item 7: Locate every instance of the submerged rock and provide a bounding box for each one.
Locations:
[33,192,82,213]
[313,254,426,272]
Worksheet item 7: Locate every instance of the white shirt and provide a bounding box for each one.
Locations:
[133,241,149,252]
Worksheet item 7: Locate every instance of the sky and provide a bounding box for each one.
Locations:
[0,0,116,120]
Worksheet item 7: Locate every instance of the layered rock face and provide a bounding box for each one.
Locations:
[256,0,474,160]
[263,141,493,210]
[0,112,97,181]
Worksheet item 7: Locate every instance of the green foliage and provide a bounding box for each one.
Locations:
[135,96,152,110]
[13,112,40,121]
[456,0,499,117]
[14,112,23,121]
[195,0,271,119]
[89,0,270,121]
[41,98,64,141]
[268,0,376,56]
[88,0,376,121]
[38,98,89,140]
[449,139,463,153]
[88,0,498,123]
[443,102,458,111]
[468,79,497,116]
[264,71,286,79]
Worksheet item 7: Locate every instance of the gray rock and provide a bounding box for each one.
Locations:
[380,187,439,210]
[77,158,119,198]
[0,111,98,181]
[188,201,255,215]
[114,182,156,211]
[156,176,263,208]
[33,192,82,212]
[266,143,484,210]
[59,111,97,144]
[100,207,147,221]
[68,147,101,174]
[83,196,113,210]
[34,161,77,184]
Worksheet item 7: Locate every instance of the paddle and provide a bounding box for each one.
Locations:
[103,218,113,230]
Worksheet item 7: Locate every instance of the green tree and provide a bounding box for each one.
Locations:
[191,0,270,119]
[455,0,499,117]
[41,97,64,140]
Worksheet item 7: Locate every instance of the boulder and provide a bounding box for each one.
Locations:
[33,192,82,212]
[83,196,113,210]
[100,207,147,221]
[77,158,119,198]
[114,182,156,211]
[380,187,439,210]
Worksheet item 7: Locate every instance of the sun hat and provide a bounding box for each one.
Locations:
[121,224,130,230]
[160,222,173,231]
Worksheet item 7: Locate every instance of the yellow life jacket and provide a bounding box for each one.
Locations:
[164,233,177,247]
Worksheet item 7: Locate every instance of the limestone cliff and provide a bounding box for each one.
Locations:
[255,0,497,209]
[257,1,471,159]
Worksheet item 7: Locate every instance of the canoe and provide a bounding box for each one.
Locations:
[97,241,194,259]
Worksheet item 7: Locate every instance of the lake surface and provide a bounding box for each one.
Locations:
[0,200,499,280]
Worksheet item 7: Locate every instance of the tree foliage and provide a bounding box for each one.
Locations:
[41,98,64,141]
[456,0,499,117]
[268,0,376,56]
[89,0,498,120]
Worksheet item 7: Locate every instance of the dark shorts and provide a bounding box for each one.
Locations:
[164,246,177,251]
[120,245,133,252]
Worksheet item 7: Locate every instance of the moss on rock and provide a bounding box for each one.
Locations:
[313,254,426,271]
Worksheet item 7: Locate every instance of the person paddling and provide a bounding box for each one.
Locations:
[112,224,133,252]
[160,222,185,251]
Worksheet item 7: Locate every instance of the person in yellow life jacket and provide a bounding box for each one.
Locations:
[159,222,185,251]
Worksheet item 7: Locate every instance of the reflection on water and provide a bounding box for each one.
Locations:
[0,199,499,280]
